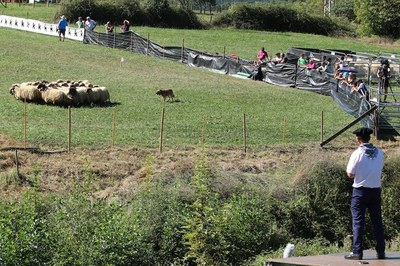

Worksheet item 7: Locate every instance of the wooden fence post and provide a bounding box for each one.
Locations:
[159,107,165,153]
[181,38,185,62]
[202,114,206,146]
[147,33,150,56]
[374,109,379,140]
[68,106,71,152]
[113,30,116,49]
[243,113,247,153]
[130,32,133,51]
[112,108,116,147]
[321,111,324,143]
[282,117,287,145]
[15,150,20,177]
[24,97,27,148]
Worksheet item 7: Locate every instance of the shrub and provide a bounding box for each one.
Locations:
[58,0,202,29]
[212,4,343,36]
[381,155,400,240]
[332,0,356,21]
[129,180,190,264]
[282,159,353,242]
[354,0,400,38]
[46,177,142,265]
[183,159,228,265]
[0,191,52,265]
[58,0,97,21]
[216,192,287,265]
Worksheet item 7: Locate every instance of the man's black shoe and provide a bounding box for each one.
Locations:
[344,252,363,260]
[377,252,385,259]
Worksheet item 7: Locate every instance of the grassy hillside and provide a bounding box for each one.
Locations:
[2,4,400,149]
[1,27,359,149]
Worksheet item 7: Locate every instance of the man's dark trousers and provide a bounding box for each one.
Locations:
[351,187,385,255]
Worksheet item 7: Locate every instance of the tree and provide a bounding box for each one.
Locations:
[176,0,192,10]
[354,0,400,38]
[332,0,355,21]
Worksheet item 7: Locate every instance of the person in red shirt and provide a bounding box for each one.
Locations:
[257,47,269,64]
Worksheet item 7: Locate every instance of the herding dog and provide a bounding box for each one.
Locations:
[156,89,175,101]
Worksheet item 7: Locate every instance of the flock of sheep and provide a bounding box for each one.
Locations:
[9,80,110,107]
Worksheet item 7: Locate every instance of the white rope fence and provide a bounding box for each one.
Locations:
[0,15,84,41]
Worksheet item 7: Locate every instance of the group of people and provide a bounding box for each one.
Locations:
[298,53,334,74]
[104,19,130,34]
[335,56,391,102]
[57,15,97,41]
[57,15,131,41]
[75,16,97,31]
[255,48,392,104]
[257,47,287,65]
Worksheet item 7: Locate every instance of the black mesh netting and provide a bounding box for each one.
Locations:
[84,30,400,133]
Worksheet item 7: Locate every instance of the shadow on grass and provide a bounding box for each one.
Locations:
[25,101,122,109]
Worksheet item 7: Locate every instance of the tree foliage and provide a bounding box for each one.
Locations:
[332,0,356,21]
[354,0,400,38]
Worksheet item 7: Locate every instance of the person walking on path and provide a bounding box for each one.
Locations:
[57,15,68,42]
[344,127,385,260]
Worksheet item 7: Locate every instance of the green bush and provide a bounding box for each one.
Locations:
[281,160,353,242]
[381,155,400,240]
[130,181,190,265]
[1,155,400,264]
[212,4,343,36]
[0,191,52,265]
[354,0,400,38]
[58,0,202,29]
[331,0,356,21]
[217,192,287,265]
[46,178,142,265]
[58,0,96,21]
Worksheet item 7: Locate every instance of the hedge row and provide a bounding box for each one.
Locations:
[58,0,203,29]
[212,5,345,36]
[1,154,399,265]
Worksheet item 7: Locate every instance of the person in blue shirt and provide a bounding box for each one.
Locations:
[58,15,68,41]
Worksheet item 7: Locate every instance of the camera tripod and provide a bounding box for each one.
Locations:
[379,77,397,103]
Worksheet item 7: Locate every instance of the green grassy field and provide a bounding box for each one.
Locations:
[0,27,355,149]
[2,4,400,149]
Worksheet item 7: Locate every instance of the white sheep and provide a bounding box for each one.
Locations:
[97,86,110,103]
[10,84,42,102]
[88,86,110,104]
[40,87,71,106]
[67,86,89,106]
[87,87,101,104]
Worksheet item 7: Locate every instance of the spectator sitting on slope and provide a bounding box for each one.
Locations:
[306,59,316,70]
[257,47,269,64]
[271,53,282,64]
[298,53,307,66]
[105,21,114,34]
[120,20,130,33]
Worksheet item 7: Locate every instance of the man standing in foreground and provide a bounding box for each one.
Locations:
[58,15,68,42]
[345,127,385,260]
